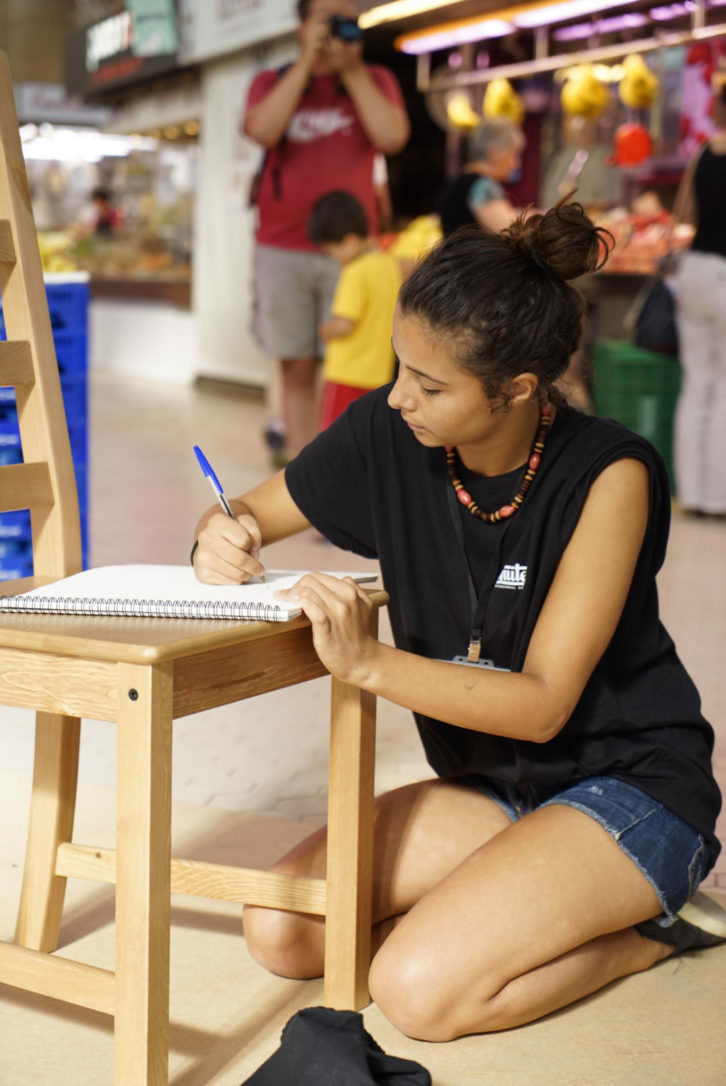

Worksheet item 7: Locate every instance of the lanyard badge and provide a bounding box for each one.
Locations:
[444,473,512,667]
[448,653,510,671]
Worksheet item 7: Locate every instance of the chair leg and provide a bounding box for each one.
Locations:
[15,711,81,952]
[323,677,377,1010]
[114,662,173,1086]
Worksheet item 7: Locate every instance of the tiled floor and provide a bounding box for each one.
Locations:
[0,369,725,1084]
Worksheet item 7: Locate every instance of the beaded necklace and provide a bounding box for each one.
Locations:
[445,403,553,524]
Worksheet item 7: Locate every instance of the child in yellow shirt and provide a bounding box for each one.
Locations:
[308,190,402,430]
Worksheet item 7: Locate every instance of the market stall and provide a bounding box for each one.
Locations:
[363,0,726,484]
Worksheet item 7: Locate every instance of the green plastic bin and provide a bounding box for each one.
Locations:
[591,340,681,490]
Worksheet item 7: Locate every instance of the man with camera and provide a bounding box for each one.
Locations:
[243,0,409,462]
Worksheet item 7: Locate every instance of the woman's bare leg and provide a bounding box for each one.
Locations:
[368,803,668,1040]
[243,784,669,1040]
[242,778,513,977]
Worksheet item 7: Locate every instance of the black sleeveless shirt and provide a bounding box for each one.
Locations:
[438,173,482,236]
[286,389,722,870]
[691,145,726,259]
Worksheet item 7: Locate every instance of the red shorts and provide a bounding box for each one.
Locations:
[319,380,369,431]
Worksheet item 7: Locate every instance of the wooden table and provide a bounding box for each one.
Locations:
[0,589,386,1083]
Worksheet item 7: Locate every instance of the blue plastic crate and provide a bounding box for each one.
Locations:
[0,411,82,453]
[0,560,34,581]
[0,403,18,433]
[0,433,22,465]
[0,425,88,478]
[0,383,86,437]
[0,279,89,572]
[0,510,31,540]
[74,462,88,503]
[0,537,33,560]
[68,418,88,466]
[45,280,89,333]
[0,508,88,568]
[61,373,87,419]
[0,278,88,336]
[81,521,89,568]
[52,331,88,376]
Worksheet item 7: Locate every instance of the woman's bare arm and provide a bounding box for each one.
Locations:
[473,198,519,235]
[194,470,311,585]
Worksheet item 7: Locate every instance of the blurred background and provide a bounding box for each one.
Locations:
[1,0,720,379]
[1,0,724,570]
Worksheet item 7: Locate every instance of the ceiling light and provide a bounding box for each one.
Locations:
[649,1,695,18]
[359,0,464,29]
[397,18,515,54]
[553,12,649,38]
[512,0,641,29]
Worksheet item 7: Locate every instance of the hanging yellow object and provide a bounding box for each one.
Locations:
[483,78,524,124]
[561,64,611,119]
[446,90,481,129]
[619,53,659,109]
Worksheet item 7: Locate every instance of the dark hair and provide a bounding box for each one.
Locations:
[398,198,613,408]
[297,0,311,20]
[91,186,111,203]
[308,190,369,244]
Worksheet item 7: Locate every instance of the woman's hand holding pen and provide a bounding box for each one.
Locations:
[194,507,266,585]
[277,572,379,685]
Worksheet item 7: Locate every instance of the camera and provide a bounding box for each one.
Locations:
[328,14,363,43]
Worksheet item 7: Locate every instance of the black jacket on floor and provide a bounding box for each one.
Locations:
[241,1006,432,1085]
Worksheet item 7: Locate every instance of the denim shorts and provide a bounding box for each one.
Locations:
[469,774,709,922]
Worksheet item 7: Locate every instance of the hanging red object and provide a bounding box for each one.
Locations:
[613,122,652,166]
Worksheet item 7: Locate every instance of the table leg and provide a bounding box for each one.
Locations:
[115,662,173,1085]
[15,712,80,952]
[323,676,377,1010]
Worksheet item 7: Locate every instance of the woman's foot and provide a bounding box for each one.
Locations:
[636,892,726,955]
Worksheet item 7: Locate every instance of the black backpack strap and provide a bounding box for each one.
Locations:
[248,65,292,206]
[248,62,348,205]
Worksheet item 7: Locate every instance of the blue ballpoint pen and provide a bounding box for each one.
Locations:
[193,444,235,516]
[193,445,266,580]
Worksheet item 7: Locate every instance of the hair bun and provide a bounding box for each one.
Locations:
[505,196,613,281]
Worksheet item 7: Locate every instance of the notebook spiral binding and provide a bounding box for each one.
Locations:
[0,595,289,621]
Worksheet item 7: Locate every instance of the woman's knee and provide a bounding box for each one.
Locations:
[242,903,324,980]
[368,942,470,1042]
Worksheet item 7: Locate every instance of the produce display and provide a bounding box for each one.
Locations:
[483,78,525,124]
[618,53,659,110]
[592,192,694,274]
[561,64,610,120]
[36,227,190,279]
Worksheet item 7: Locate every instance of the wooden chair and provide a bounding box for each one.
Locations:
[0,50,385,1083]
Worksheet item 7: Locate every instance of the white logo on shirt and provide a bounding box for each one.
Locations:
[287,108,354,142]
[495,563,527,590]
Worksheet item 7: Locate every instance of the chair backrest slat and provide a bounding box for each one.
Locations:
[0,462,54,513]
[0,51,82,580]
[0,340,34,386]
[0,217,14,264]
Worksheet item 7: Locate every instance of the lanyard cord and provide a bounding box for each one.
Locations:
[444,476,513,663]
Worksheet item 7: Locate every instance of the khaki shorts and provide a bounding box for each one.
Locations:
[252,243,340,360]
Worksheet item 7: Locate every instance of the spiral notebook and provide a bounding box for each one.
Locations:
[0,565,378,623]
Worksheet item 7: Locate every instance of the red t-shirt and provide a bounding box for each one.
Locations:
[246,65,404,252]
